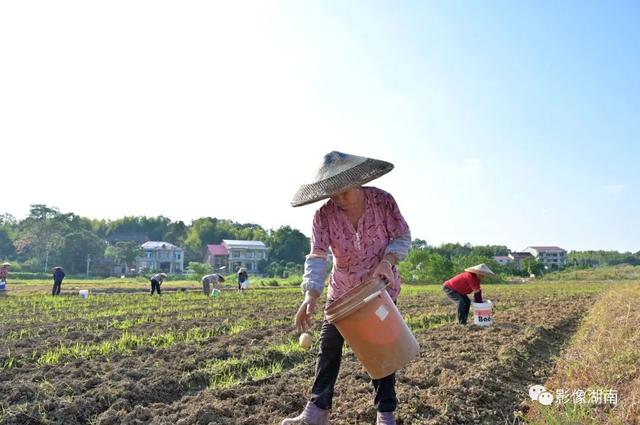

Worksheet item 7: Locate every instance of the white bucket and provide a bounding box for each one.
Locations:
[79,289,89,299]
[0,280,6,291]
[472,300,493,326]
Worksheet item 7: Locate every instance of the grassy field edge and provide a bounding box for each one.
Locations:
[524,283,640,425]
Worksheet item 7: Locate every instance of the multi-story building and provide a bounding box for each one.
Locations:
[523,246,567,269]
[137,241,184,274]
[205,240,268,274]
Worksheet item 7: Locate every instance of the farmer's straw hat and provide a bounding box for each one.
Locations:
[2,262,10,267]
[291,151,394,207]
[464,264,495,277]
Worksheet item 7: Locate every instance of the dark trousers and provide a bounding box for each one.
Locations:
[310,320,397,412]
[150,279,161,295]
[443,285,470,324]
[52,280,62,296]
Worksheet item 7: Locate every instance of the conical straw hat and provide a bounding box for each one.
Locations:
[291,151,394,207]
[464,263,495,277]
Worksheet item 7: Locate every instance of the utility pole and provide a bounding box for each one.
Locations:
[86,254,91,278]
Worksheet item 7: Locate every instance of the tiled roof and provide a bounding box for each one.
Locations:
[526,246,566,253]
[222,240,267,249]
[509,252,534,259]
[141,241,181,250]
[207,244,229,256]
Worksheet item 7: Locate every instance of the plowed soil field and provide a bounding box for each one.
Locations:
[0,280,609,424]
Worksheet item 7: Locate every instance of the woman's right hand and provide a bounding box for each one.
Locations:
[295,291,319,333]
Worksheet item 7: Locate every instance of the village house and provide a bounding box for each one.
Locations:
[136,241,184,274]
[523,246,567,269]
[205,240,268,274]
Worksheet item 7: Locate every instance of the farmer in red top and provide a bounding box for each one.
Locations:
[443,264,495,325]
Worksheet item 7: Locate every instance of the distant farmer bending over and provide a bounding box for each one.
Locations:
[443,264,495,325]
[201,273,224,295]
[150,273,167,295]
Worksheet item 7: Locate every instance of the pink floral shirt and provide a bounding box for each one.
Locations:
[311,187,410,301]
[0,266,7,280]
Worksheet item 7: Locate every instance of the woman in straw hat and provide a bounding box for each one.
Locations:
[282,151,411,425]
[442,263,495,325]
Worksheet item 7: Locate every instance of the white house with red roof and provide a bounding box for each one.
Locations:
[205,244,229,272]
[206,240,268,274]
[523,246,567,268]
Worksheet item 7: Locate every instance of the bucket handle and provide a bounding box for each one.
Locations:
[332,290,382,321]
[325,279,389,324]
[363,290,382,304]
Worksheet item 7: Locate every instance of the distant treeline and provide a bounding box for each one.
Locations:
[0,205,308,277]
[565,250,640,267]
[398,240,640,283]
[1,205,637,280]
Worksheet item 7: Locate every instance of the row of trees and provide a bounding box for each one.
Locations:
[566,250,640,268]
[2,205,637,280]
[398,241,513,283]
[399,241,640,283]
[0,205,309,277]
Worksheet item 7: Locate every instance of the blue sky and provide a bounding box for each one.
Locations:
[1,1,638,252]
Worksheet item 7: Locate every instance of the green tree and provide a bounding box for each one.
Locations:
[105,216,172,241]
[452,255,499,275]
[104,241,143,272]
[15,205,69,271]
[257,259,269,274]
[522,258,545,276]
[187,261,212,276]
[183,218,226,263]
[0,215,16,260]
[60,230,106,275]
[411,239,429,250]
[0,228,15,260]
[398,248,431,282]
[268,226,309,265]
[164,221,188,246]
[425,253,454,283]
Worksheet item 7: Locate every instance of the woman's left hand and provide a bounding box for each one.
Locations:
[373,258,394,284]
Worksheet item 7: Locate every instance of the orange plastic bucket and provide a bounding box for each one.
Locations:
[325,278,420,379]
